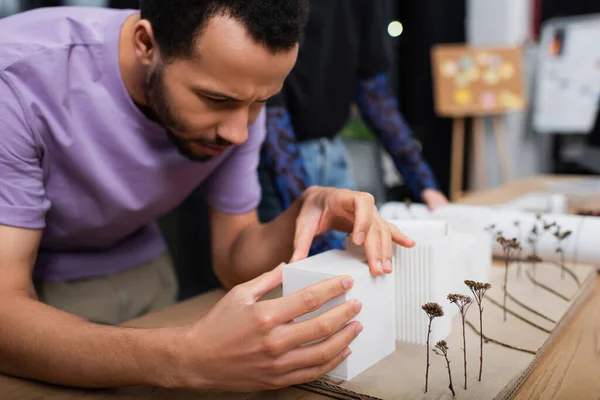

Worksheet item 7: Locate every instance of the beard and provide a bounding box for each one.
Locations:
[144,64,222,162]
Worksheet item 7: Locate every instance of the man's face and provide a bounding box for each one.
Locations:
[144,16,298,161]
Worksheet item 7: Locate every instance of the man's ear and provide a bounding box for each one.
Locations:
[133,19,157,67]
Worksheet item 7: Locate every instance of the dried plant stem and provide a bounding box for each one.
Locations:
[478,307,483,381]
[560,250,565,279]
[503,259,509,321]
[425,318,432,392]
[461,316,467,390]
[465,280,490,382]
[448,294,472,390]
[421,303,444,393]
[444,354,455,397]
[434,341,455,397]
[498,237,521,322]
[515,222,523,277]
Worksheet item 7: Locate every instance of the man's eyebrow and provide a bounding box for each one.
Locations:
[192,87,273,103]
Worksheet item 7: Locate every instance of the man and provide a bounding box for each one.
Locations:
[260,0,449,252]
[0,0,414,392]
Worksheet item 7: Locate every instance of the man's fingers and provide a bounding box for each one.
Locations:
[290,212,319,263]
[349,192,375,246]
[380,218,393,274]
[272,299,362,352]
[363,221,384,276]
[275,344,353,387]
[246,263,285,302]
[388,222,415,248]
[273,320,362,373]
[260,275,354,325]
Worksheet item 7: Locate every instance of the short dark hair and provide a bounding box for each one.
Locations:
[139,0,309,59]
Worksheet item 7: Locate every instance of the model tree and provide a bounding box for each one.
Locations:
[422,302,444,393]
[434,340,456,397]
[447,294,473,390]
[553,225,572,279]
[526,223,542,279]
[465,280,492,381]
[513,221,523,276]
[497,237,521,322]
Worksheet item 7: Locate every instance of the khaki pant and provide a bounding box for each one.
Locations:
[34,252,178,325]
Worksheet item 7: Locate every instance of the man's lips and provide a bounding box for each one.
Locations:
[192,143,230,156]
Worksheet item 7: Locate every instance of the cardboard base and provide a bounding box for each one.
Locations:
[296,261,597,400]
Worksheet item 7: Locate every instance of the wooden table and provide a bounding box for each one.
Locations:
[2,175,599,399]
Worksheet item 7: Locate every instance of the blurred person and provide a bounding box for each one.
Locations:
[260,0,449,253]
[0,0,414,391]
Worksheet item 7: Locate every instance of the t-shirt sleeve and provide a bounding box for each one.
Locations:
[0,75,50,229]
[357,0,392,79]
[202,107,267,215]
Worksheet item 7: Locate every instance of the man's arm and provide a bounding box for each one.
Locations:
[262,103,342,254]
[0,225,363,391]
[210,201,301,289]
[355,72,440,201]
[0,225,182,388]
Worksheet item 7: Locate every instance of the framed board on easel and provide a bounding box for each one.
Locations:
[431,44,527,201]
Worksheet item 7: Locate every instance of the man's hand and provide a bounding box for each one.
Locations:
[290,186,415,276]
[178,264,362,392]
[421,188,449,211]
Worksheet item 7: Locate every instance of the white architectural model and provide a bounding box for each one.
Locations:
[380,201,600,266]
[346,219,492,346]
[282,250,395,381]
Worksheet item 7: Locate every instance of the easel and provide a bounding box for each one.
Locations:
[431,44,527,202]
[451,115,512,201]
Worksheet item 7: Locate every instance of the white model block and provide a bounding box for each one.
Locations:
[282,250,395,381]
[433,205,493,284]
[345,220,472,346]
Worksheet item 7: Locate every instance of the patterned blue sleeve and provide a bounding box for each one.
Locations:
[356,72,439,200]
[261,105,344,255]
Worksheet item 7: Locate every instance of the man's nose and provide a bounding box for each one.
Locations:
[218,109,250,146]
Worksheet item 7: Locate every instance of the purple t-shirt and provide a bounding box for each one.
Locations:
[0,7,266,281]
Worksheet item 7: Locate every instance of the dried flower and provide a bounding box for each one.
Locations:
[422,302,444,318]
[434,340,455,397]
[447,294,473,310]
[422,302,444,393]
[448,294,472,390]
[465,280,492,381]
